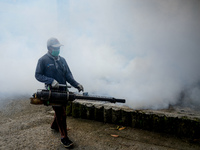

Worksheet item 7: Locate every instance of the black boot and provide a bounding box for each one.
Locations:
[61,137,73,148]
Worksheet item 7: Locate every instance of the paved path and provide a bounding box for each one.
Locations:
[0,99,199,150]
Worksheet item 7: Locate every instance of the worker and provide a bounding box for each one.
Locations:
[35,37,84,148]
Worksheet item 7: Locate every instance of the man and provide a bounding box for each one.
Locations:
[35,37,84,148]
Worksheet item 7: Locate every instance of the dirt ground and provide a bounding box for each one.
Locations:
[0,99,200,150]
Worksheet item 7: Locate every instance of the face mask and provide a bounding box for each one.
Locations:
[51,49,60,57]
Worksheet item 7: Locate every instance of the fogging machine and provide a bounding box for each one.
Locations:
[30,85,126,106]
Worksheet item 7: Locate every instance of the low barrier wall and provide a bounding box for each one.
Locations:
[66,100,200,139]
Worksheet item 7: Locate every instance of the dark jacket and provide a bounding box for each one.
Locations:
[35,53,79,88]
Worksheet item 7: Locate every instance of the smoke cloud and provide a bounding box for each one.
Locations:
[0,0,200,109]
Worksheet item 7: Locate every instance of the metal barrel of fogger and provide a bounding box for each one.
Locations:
[73,95,126,103]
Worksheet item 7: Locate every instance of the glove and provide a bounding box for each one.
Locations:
[51,80,59,88]
[77,84,84,92]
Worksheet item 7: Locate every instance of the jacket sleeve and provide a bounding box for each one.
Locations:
[63,59,79,88]
[35,58,54,85]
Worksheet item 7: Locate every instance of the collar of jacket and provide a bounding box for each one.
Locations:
[47,52,60,69]
[47,52,60,61]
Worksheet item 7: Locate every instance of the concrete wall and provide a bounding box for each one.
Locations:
[66,100,200,139]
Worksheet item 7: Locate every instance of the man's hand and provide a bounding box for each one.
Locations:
[77,84,84,92]
[51,80,59,88]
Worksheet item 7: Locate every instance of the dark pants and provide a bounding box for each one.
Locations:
[51,105,68,138]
